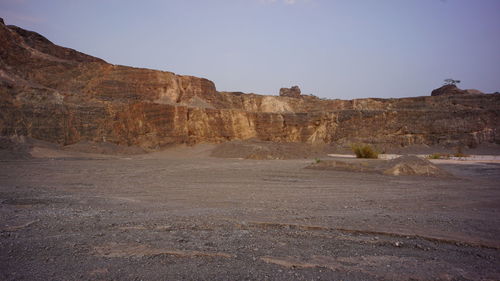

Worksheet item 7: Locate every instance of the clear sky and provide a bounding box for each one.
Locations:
[2,0,500,99]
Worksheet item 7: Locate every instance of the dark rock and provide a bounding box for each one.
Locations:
[431,85,484,97]
[431,85,467,96]
[279,86,301,98]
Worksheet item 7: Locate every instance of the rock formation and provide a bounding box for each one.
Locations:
[1,19,499,150]
[430,84,484,97]
[279,86,301,98]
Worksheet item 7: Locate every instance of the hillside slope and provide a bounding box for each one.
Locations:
[1,18,499,149]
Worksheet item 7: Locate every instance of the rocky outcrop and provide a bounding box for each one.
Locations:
[1,19,499,150]
[279,86,301,98]
[431,85,471,96]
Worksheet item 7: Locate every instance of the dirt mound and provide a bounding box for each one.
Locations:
[306,155,452,177]
[210,140,329,160]
[0,136,33,160]
[383,155,452,177]
[63,141,146,155]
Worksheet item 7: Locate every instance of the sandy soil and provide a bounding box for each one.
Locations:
[1,143,500,280]
[211,140,331,160]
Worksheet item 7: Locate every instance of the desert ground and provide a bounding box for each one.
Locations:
[1,142,500,281]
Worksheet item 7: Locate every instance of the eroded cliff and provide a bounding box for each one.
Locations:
[1,19,499,149]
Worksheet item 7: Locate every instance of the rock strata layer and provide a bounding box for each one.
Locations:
[1,19,499,149]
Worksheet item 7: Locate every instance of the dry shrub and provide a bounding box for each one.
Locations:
[427,153,447,159]
[351,144,379,159]
[453,152,469,158]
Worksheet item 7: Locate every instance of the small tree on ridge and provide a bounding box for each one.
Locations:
[444,78,461,85]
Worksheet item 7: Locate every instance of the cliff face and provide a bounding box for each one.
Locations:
[1,20,499,149]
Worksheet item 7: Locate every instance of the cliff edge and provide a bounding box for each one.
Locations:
[1,19,499,150]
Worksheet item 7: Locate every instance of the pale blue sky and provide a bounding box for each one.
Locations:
[2,0,499,99]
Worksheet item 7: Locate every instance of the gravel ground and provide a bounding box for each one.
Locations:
[1,145,500,280]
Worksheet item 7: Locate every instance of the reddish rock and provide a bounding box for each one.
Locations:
[1,19,499,149]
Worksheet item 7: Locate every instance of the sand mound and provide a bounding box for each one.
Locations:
[383,156,451,177]
[211,140,329,160]
[1,137,147,159]
[63,141,146,155]
[306,155,452,177]
[0,136,33,160]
